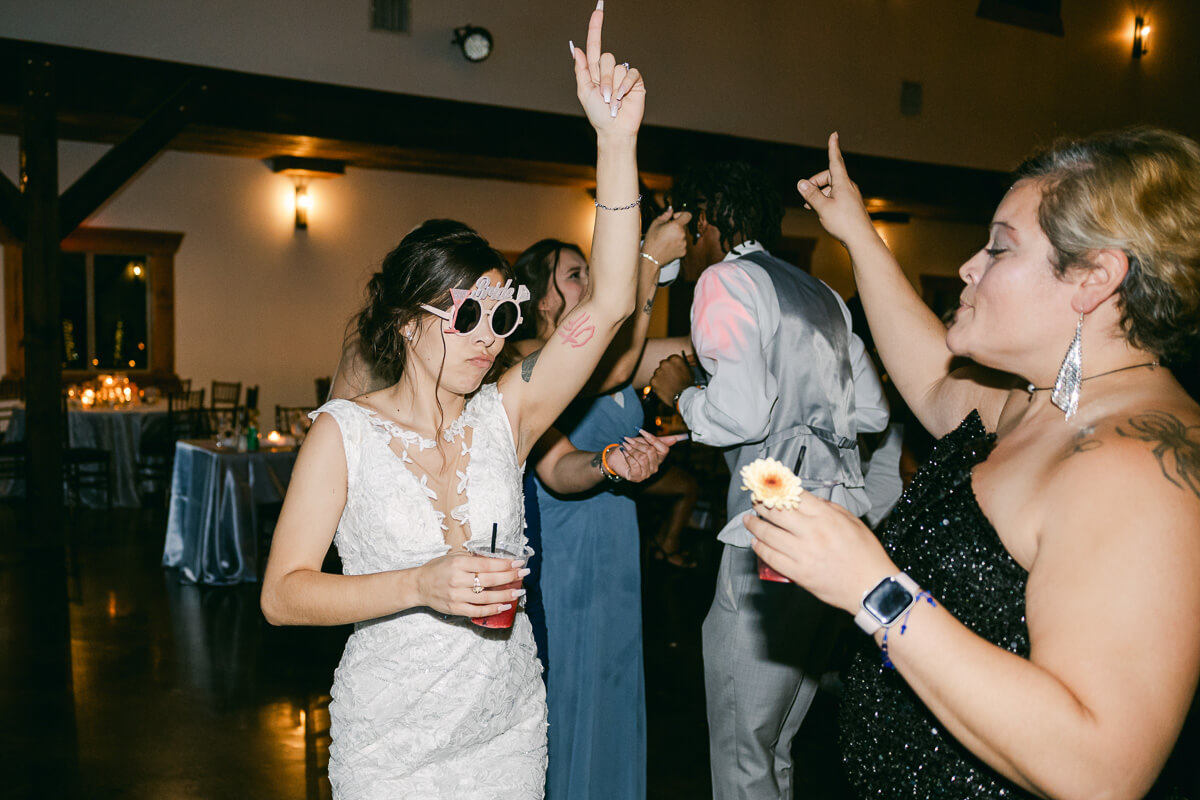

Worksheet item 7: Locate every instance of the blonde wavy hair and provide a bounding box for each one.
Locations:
[1014,127,1200,359]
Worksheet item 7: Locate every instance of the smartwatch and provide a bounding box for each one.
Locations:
[854,572,920,635]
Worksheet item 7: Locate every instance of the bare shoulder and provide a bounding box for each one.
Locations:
[1044,400,1200,540]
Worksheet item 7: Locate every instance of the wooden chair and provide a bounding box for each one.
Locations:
[241,385,260,429]
[0,405,25,495]
[210,380,241,409]
[0,377,23,401]
[136,389,206,502]
[61,395,112,509]
[208,380,242,437]
[275,405,315,437]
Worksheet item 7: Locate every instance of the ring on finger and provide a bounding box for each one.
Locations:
[472,573,483,594]
[620,62,630,70]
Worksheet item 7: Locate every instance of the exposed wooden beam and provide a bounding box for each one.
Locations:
[58,81,205,239]
[19,52,66,519]
[0,36,1009,224]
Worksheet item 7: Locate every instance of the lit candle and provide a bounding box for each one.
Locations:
[266,430,283,444]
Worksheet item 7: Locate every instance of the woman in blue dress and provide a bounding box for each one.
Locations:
[508,221,690,799]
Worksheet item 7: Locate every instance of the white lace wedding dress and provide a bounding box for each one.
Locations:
[311,384,547,799]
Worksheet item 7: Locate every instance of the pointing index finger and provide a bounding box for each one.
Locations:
[586,2,604,83]
[827,132,849,187]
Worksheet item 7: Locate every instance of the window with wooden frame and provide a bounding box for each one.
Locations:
[3,227,183,386]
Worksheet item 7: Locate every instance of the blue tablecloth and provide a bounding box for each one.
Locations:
[161,440,298,585]
[2,405,166,508]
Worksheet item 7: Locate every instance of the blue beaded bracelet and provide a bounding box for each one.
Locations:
[881,590,938,670]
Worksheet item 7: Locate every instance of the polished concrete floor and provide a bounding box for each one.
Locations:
[1,501,850,799]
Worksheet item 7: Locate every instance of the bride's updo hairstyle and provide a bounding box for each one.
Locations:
[356,219,511,384]
[1013,127,1200,359]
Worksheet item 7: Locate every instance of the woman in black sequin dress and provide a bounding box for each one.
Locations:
[746,128,1200,799]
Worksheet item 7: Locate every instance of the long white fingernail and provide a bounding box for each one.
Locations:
[498,603,513,611]
[596,0,604,10]
[512,588,527,598]
[611,99,619,117]
[603,88,611,103]
[511,559,526,568]
[518,568,531,577]
[568,40,575,58]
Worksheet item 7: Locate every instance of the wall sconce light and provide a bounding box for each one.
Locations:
[265,156,346,232]
[453,25,493,62]
[294,181,312,230]
[1132,16,1150,59]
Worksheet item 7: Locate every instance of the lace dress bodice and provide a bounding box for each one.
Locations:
[312,384,547,799]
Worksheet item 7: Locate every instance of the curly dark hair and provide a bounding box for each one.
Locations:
[1014,127,1200,360]
[669,161,785,252]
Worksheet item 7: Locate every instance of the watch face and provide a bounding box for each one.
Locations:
[864,578,914,625]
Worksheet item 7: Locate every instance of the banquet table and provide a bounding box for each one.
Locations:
[161,439,299,585]
[1,403,167,507]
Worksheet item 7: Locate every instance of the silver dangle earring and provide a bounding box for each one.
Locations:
[1051,313,1084,419]
[403,329,414,342]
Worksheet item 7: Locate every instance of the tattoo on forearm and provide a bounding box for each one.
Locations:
[557,312,596,348]
[590,451,603,471]
[1116,410,1200,500]
[520,349,542,383]
[1066,425,1102,457]
[642,297,654,316]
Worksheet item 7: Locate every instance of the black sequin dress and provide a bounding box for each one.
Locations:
[839,411,1193,799]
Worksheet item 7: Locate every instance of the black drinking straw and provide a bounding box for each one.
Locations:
[490,522,498,554]
[795,445,807,474]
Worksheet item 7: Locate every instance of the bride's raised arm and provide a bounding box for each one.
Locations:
[499,2,645,462]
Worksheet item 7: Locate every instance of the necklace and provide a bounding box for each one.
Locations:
[1025,361,1159,395]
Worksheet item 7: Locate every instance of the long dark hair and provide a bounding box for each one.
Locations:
[510,238,586,341]
[355,219,512,386]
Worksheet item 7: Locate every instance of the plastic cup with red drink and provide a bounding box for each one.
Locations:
[465,541,533,629]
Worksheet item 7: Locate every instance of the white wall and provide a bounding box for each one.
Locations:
[1,0,1196,172]
[0,135,600,419]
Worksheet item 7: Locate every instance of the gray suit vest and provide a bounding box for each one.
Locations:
[721,249,864,529]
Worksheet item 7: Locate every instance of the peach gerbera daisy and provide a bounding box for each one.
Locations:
[740,457,804,510]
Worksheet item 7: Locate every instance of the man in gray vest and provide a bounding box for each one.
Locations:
[650,161,889,799]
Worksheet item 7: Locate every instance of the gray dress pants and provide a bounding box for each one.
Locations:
[702,544,839,800]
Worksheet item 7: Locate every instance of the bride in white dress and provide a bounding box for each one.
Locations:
[259,7,645,797]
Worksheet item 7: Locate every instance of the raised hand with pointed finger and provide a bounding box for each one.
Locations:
[796,132,879,249]
[569,2,645,138]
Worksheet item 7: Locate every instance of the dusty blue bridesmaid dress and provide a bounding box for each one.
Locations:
[535,385,646,800]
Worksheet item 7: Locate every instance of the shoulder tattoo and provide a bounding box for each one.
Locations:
[1116,410,1200,501]
[521,349,542,383]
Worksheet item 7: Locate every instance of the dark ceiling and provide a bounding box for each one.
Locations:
[0,37,1009,224]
